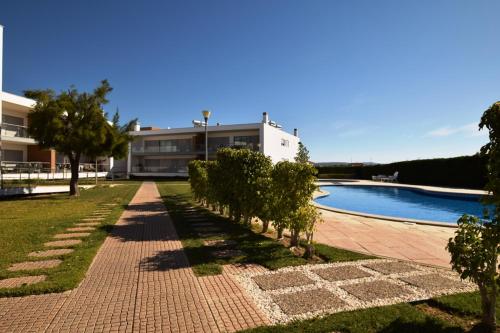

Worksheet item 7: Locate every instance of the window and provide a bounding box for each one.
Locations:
[207,137,230,152]
[281,139,289,147]
[2,114,24,126]
[4,149,23,162]
[234,136,259,150]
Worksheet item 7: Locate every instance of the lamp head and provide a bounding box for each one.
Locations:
[202,110,211,120]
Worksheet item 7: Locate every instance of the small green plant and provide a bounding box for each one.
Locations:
[447,101,500,332]
[447,215,499,331]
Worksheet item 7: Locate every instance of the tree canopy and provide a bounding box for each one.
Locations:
[25,80,136,195]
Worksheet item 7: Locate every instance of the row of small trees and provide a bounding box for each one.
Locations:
[188,146,320,257]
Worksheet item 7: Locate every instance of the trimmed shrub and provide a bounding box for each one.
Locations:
[317,155,487,189]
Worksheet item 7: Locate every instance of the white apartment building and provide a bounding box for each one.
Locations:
[126,112,300,177]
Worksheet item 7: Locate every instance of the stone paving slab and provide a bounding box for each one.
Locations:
[197,232,229,238]
[400,273,462,291]
[0,276,46,289]
[272,288,347,315]
[0,182,268,332]
[28,249,74,258]
[312,266,372,282]
[8,260,62,272]
[252,271,314,291]
[192,226,222,233]
[212,249,246,259]
[236,259,476,324]
[341,280,410,301]
[204,239,238,247]
[66,227,95,232]
[75,222,101,227]
[44,239,82,247]
[82,217,104,221]
[53,233,90,239]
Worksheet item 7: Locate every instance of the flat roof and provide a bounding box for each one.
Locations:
[131,123,263,136]
[1,91,35,109]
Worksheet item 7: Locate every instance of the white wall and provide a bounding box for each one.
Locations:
[261,123,300,163]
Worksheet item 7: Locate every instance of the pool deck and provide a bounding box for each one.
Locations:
[313,180,483,268]
[315,209,455,268]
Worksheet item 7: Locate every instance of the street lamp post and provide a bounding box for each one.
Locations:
[202,110,211,162]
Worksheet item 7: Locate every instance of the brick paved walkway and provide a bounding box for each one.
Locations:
[0,182,268,332]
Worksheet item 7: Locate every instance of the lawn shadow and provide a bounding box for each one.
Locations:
[378,317,465,333]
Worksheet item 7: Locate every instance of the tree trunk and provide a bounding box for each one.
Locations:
[304,231,315,259]
[277,226,284,240]
[290,229,300,247]
[479,285,497,332]
[69,155,80,197]
[261,220,270,233]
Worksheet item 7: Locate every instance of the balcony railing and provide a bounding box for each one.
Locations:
[131,166,188,174]
[1,123,30,138]
[131,143,259,154]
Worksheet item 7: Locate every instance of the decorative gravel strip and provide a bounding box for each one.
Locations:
[340,280,411,301]
[8,260,62,272]
[235,259,477,324]
[400,273,464,292]
[272,288,347,315]
[53,233,91,239]
[28,249,74,258]
[66,227,95,232]
[362,261,418,275]
[75,222,101,227]
[204,239,238,247]
[0,275,46,289]
[44,239,82,247]
[312,266,372,282]
[212,249,246,259]
[252,271,315,291]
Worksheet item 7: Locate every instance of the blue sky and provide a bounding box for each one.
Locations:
[1,0,498,163]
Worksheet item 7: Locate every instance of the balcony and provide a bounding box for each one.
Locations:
[131,143,259,155]
[1,123,30,138]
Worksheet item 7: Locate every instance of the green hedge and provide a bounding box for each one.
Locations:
[317,155,487,189]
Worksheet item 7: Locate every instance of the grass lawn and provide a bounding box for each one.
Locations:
[0,183,140,297]
[157,181,374,276]
[158,181,496,333]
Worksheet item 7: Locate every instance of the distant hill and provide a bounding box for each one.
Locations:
[314,162,379,167]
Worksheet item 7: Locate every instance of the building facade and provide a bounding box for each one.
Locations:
[126,112,300,177]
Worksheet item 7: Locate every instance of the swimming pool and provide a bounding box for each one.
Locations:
[315,185,487,224]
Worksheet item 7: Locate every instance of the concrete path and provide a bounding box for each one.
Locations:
[0,182,268,332]
[315,210,455,268]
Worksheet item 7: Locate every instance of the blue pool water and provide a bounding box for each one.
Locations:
[315,185,487,224]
